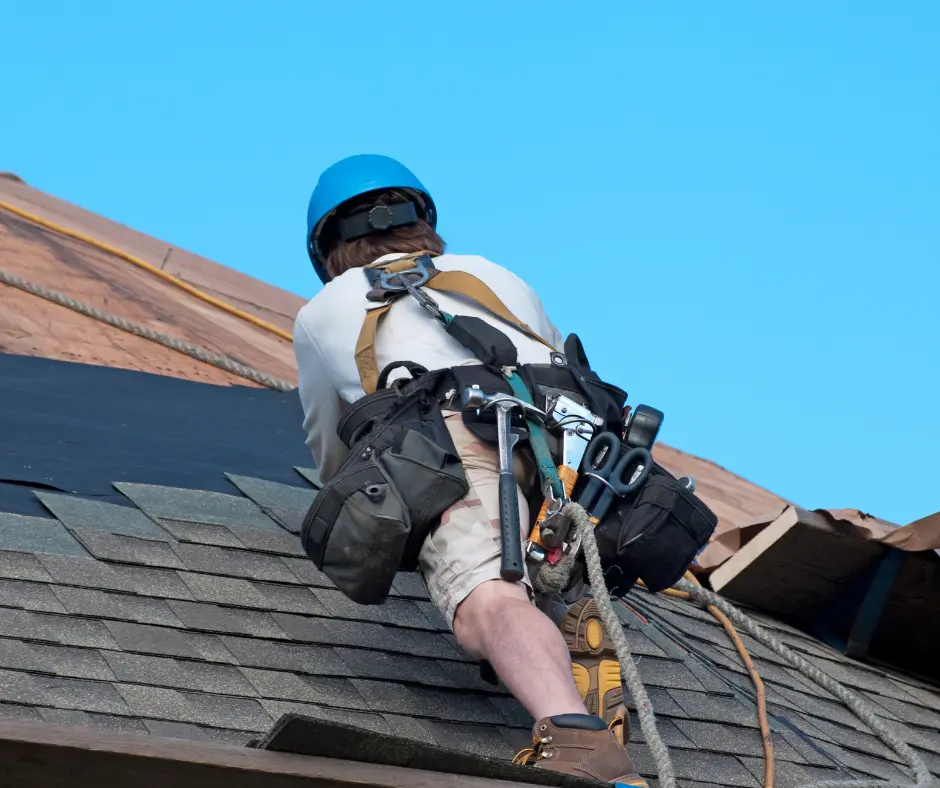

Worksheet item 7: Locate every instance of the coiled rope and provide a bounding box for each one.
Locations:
[565,501,934,788]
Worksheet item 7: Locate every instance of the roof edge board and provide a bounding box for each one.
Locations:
[0,718,545,788]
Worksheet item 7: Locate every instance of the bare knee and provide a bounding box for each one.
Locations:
[452,579,530,658]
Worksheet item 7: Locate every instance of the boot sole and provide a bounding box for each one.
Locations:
[562,597,624,725]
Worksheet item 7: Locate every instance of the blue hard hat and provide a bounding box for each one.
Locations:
[306,154,437,284]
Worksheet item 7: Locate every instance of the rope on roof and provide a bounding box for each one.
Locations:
[0,200,294,343]
[0,268,294,391]
[677,577,935,788]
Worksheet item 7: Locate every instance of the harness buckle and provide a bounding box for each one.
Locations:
[404,282,445,322]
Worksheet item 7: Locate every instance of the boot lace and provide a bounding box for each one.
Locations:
[512,734,554,766]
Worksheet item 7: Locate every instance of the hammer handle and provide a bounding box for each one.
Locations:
[498,472,525,582]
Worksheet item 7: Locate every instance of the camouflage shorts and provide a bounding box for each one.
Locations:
[418,413,538,629]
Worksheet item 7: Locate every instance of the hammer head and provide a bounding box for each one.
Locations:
[461,386,547,422]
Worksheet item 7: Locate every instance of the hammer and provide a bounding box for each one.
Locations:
[462,387,548,582]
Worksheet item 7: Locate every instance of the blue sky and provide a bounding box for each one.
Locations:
[3,2,937,525]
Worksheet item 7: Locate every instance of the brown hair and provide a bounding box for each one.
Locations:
[324,189,446,280]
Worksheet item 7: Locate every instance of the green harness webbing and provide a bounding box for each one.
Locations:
[504,371,565,501]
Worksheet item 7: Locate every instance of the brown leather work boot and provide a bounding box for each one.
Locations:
[515,711,647,786]
[562,597,624,724]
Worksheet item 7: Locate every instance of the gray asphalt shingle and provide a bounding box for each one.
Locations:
[224,473,316,534]
[666,689,759,727]
[170,543,296,582]
[420,719,515,760]
[103,652,259,696]
[351,678,504,725]
[177,572,269,607]
[242,669,368,709]
[2,467,939,788]
[635,657,707,692]
[253,582,329,615]
[35,493,171,541]
[114,483,282,531]
[51,585,185,627]
[280,556,335,587]
[313,588,431,629]
[0,607,120,649]
[71,529,185,568]
[390,572,430,600]
[0,577,67,613]
[260,699,392,735]
[115,683,274,731]
[293,467,322,489]
[632,745,760,787]
[0,701,42,720]
[38,675,132,715]
[0,638,115,681]
[36,555,194,599]
[0,549,53,581]
[336,647,456,688]
[39,707,147,732]
[228,527,306,557]
[738,756,815,788]
[168,600,288,639]
[158,519,244,548]
[0,513,89,558]
[103,621,235,663]
[220,634,348,676]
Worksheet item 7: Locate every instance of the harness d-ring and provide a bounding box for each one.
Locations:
[378,266,432,291]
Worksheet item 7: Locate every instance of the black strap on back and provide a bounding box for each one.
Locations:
[340,202,419,242]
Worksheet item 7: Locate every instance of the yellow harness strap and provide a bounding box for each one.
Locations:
[425,270,555,351]
[354,256,556,394]
[355,302,393,395]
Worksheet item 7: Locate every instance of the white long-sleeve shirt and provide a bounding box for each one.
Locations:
[293,253,564,481]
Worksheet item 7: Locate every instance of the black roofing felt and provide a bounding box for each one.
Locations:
[0,354,938,787]
[0,354,311,517]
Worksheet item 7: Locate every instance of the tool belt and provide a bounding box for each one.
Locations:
[577,449,718,596]
[300,252,717,604]
[299,366,469,605]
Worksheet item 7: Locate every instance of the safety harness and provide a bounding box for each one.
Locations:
[354,252,567,503]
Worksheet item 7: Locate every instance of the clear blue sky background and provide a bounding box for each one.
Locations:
[3,2,937,525]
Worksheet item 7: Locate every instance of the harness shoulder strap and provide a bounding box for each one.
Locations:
[355,254,556,394]
[425,270,556,352]
[355,303,392,395]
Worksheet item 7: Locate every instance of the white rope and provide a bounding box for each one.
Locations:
[547,503,935,788]
[0,268,294,391]
[565,502,678,788]
[676,579,936,788]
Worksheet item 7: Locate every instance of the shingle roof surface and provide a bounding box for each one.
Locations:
[2,177,937,786]
[1,412,938,785]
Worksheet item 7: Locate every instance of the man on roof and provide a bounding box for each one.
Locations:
[293,154,646,786]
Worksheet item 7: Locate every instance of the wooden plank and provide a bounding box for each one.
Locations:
[709,506,885,623]
[0,719,547,788]
[709,505,940,681]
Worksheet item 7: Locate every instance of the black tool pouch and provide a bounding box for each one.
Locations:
[591,461,718,597]
[300,365,470,605]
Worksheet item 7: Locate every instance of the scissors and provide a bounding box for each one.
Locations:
[577,432,653,523]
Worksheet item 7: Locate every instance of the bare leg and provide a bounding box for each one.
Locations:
[453,578,588,721]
